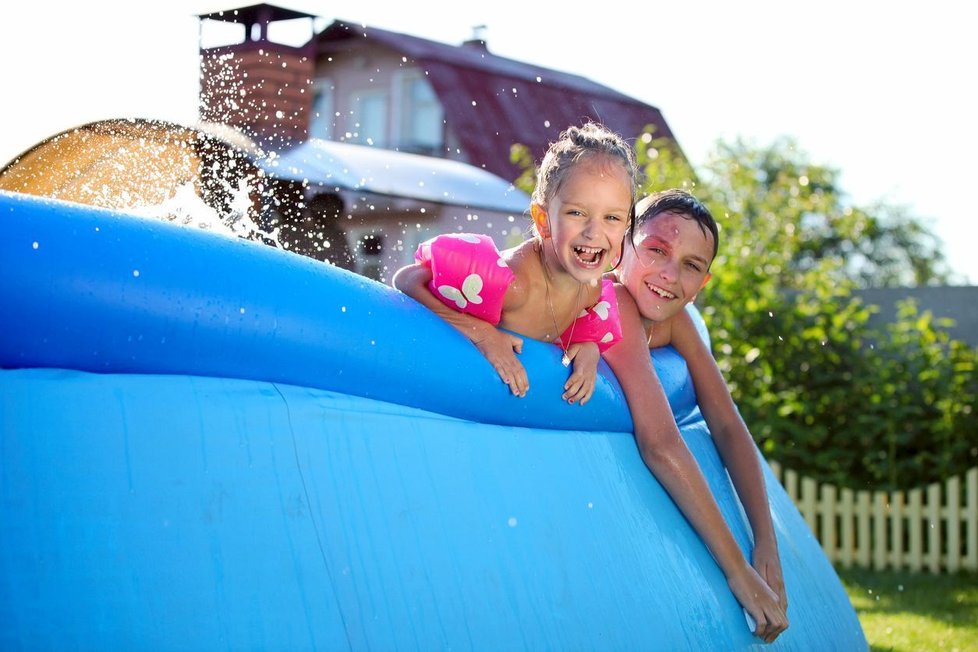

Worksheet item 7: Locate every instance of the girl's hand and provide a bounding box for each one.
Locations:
[473,328,528,397]
[727,564,788,643]
[753,539,788,612]
[562,342,599,405]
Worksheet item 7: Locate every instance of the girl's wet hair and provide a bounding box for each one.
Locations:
[633,189,719,261]
[531,123,638,270]
[531,122,639,208]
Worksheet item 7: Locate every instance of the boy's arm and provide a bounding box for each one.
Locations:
[604,286,786,642]
[391,263,528,397]
[670,309,786,609]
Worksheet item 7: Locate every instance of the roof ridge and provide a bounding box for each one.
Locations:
[319,20,647,105]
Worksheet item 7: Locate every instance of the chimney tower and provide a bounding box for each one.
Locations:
[198,3,317,151]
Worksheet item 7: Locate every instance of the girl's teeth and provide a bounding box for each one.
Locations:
[574,246,603,264]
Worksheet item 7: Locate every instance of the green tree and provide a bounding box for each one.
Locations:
[647,134,951,288]
[631,134,976,489]
[513,133,973,488]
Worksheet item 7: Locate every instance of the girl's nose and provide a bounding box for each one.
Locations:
[581,217,598,239]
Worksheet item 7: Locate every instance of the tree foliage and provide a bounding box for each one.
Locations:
[631,132,975,489]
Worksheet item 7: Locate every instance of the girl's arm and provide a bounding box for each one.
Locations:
[392,263,529,397]
[670,310,786,609]
[562,342,600,405]
[603,286,787,642]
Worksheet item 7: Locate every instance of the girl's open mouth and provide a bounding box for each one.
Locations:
[574,245,604,267]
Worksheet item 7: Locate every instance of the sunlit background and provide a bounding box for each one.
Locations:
[4,0,975,282]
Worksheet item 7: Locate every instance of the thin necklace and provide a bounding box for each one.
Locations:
[539,241,582,367]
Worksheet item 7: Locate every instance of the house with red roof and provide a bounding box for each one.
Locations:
[197,3,678,280]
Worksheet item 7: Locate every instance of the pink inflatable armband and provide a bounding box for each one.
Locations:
[415,233,515,325]
[556,278,621,353]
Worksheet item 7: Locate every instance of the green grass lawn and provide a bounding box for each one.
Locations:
[835,566,978,652]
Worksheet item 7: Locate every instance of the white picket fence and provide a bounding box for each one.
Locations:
[768,463,978,574]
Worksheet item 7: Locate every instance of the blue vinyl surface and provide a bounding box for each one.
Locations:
[0,191,866,650]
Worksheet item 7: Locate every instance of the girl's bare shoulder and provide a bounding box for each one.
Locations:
[500,240,540,311]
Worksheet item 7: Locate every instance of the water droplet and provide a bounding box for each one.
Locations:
[31,241,39,250]
[132,269,140,277]
[507,517,518,528]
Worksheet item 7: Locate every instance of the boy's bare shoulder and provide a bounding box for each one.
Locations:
[663,309,706,351]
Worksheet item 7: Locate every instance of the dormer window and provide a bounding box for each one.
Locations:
[310,80,334,140]
[396,70,444,155]
[349,90,388,147]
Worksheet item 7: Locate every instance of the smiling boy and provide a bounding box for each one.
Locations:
[617,189,719,345]
[604,188,789,641]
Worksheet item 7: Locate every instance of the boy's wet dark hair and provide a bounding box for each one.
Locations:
[633,189,719,262]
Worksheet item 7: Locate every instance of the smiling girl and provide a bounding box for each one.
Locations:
[394,136,787,642]
[392,122,634,404]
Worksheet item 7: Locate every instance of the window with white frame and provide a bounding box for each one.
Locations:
[397,71,443,154]
[347,229,386,281]
[349,90,388,147]
[310,80,334,140]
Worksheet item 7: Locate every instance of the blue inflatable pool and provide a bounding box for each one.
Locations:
[0,190,866,650]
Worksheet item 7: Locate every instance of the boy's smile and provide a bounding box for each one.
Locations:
[619,210,714,323]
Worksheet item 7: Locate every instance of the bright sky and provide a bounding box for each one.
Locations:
[4,1,975,284]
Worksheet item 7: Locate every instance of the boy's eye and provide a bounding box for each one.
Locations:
[685,261,702,272]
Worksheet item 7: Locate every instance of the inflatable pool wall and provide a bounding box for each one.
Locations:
[0,190,866,650]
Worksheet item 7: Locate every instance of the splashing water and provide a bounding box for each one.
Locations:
[0,118,283,249]
[131,179,280,247]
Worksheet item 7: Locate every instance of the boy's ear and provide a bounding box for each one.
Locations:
[690,272,712,302]
[531,204,550,238]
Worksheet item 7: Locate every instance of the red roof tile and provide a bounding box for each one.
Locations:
[317,21,678,182]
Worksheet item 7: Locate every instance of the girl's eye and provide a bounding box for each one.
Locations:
[606,214,622,222]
